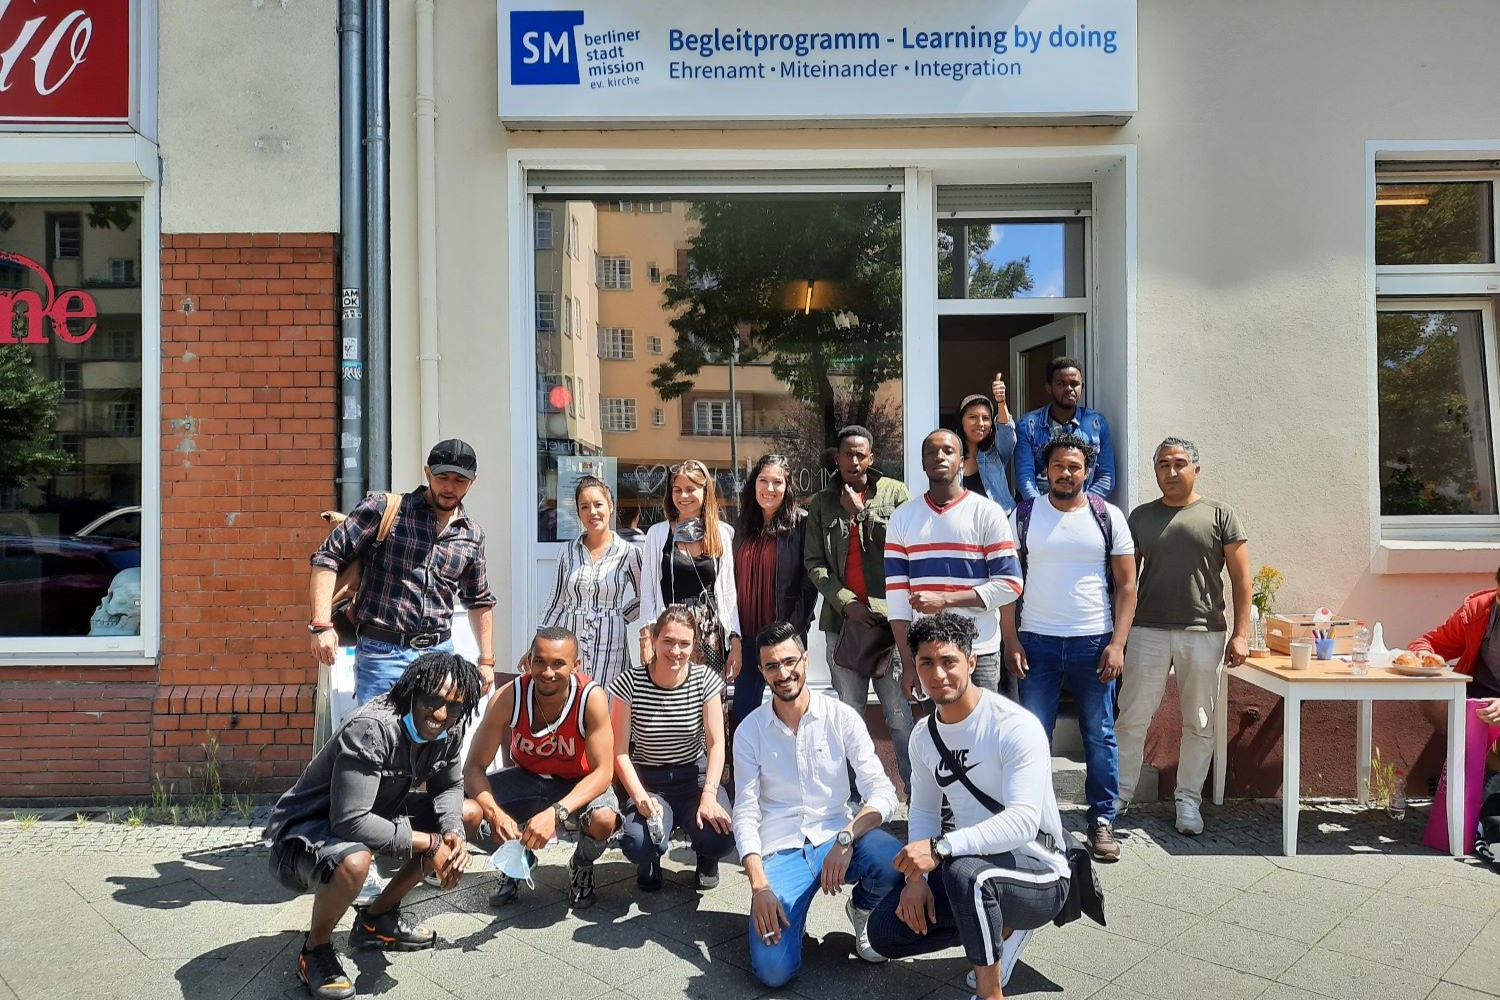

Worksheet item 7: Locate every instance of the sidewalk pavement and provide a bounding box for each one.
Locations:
[0,792,1495,1000]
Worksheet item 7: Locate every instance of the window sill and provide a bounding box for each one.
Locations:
[1374,539,1500,575]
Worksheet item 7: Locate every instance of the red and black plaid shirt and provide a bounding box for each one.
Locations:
[312,488,495,635]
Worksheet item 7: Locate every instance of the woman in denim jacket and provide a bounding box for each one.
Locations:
[955,374,1017,514]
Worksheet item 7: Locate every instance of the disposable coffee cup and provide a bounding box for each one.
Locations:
[1289,641,1313,670]
[1314,637,1335,660]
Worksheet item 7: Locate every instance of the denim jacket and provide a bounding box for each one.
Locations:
[1014,404,1116,500]
[975,421,1018,514]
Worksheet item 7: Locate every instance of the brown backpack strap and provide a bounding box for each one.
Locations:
[375,491,402,542]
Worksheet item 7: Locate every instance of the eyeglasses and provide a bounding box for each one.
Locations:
[760,654,804,674]
[415,692,467,715]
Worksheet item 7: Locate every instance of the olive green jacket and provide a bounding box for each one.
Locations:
[803,469,912,633]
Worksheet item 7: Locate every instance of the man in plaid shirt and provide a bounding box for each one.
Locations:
[310,439,498,704]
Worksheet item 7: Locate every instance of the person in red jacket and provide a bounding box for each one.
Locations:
[1409,570,1500,771]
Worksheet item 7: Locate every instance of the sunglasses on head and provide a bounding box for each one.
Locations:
[415,691,466,716]
[671,460,709,476]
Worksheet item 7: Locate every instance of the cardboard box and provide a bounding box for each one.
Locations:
[1265,614,1358,654]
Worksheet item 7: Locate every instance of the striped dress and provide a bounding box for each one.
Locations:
[608,661,725,767]
[883,490,1024,656]
[538,533,643,691]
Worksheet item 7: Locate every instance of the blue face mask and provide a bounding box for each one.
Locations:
[402,711,450,743]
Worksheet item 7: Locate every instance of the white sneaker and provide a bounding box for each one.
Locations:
[354,871,386,906]
[999,927,1033,986]
[845,898,886,963]
[1175,798,1204,836]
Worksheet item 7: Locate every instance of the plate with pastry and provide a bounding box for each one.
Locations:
[1390,649,1450,676]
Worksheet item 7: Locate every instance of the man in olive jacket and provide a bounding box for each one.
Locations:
[804,425,914,793]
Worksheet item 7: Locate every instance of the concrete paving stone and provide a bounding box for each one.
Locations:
[1316,892,1480,978]
[0,976,14,1000]
[1276,946,1437,1000]
[490,901,719,988]
[1209,889,1351,945]
[784,952,956,1000]
[1024,919,1156,980]
[1165,917,1309,980]
[173,928,300,998]
[1113,948,1273,1000]
[607,885,750,951]
[1093,892,1201,948]
[89,877,275,961]
[1269,852,1406,891]
[1140,852,1280,891]
[1113,864,1243,916]
[1086,987,1162,1000]
[997,954,1108,998]
[1254,984,1338,1000]
[435,870,572,926]
[615,946,773,1000]
[1379,866,1500,917]
[1440,923,1500,998]
[1430,985,1500,1000]
[1246,867,1377,916]
[441,956,614,1000]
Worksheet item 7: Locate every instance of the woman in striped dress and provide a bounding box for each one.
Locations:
[536,476,643,692]
[610,605,735,892]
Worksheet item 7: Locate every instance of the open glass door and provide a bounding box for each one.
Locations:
[1010,315,1085,412]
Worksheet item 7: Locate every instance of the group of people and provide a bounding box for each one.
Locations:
[278,356,1262,1000]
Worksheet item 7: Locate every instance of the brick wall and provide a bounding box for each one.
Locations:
[0,233,336,800]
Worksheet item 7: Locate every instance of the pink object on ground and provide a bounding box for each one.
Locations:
[1423,699,1500,855]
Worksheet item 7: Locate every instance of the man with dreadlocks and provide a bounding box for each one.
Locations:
[264,650,485,1000]
[465,624,618,910]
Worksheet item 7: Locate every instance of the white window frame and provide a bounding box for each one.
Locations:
[107,400,141,437]
[691,399,742,437]
[647,261,662,284]
[1369,146,1500,544]
[561,294,572,337]
[535,291,557,332]
[0,133,163,664]
[652,407,665,427]
[601,397,637,432]
[648,335,663,355]
[598,326,634,360]
[534,207,555,249]
[598,255,632,290]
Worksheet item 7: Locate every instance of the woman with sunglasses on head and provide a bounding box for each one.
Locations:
[638,459,742,683]
[611,605,736,892]
[956,372,1017,515]
[533,476,643,692]
[729,454,817,727]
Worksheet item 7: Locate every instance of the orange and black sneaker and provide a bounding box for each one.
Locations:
[297,940,355,999]
[348,905,437,952]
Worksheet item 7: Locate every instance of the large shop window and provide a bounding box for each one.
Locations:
[0,198,144,638]
[1375,167,1500,532]
[532,193,904,543]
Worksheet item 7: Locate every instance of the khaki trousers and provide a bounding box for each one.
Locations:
[1116,626,1227,806]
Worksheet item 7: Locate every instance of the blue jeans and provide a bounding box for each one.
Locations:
[1016,630,1118,825]
[748,829,904,988]
[354,636,454,705]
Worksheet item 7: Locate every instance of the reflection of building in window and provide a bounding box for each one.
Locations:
[578,377,586,419]
[536,291,557,331]
[598,326,634,360]
[562,294,573,337]
[535,208,554,249]
[652,407,665,427]
[691,399,741,436]
[647,261,661,284]
[598,255,632,290]
[107,328,136,358]
[107,258,136,285]
[567,216,580,259]
[565,376,576,416]
[49,213,82,261]
[107,401,139,436]
[56,360,82,401]
[602,397,638,432]
[648,335,663,354]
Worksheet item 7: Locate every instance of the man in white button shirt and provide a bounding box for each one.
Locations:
[733,620,904,988]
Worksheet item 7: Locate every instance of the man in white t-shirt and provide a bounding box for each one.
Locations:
[866,612,1070,998]
[1001,433,1136,863]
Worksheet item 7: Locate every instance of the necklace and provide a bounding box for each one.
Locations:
[528,676,574,738]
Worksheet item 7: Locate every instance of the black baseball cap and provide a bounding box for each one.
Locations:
[427,439,478,479]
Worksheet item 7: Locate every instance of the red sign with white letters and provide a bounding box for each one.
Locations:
[0,0,132,125]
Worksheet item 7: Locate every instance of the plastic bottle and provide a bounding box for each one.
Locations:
[1350,622,1371,675]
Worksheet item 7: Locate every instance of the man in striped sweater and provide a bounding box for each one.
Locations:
[886,429,1024,701]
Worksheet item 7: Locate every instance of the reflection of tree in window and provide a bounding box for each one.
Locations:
[652,197,904,465]
[0,347,72,489]
[937,224,1035,298]
[1375,183,1493,266]
[1377,310,1494,515]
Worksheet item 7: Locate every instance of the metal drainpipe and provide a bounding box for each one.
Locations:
[414,0,441,447]
[365,0,392,489]
[337,0,367,513]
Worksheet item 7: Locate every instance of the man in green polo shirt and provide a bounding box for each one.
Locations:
[1116,437,1251,836]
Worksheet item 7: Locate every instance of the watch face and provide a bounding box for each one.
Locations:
[837,831,853,846]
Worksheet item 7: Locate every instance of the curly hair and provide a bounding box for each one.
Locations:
[1041,432,1097,470]
[389,650,484,726]
[531,625,579,656]
[905,611,979,659]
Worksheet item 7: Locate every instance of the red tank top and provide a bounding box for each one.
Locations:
[508,673,598,779]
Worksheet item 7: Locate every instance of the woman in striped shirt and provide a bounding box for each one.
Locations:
[535,476,643,692]
[610,605,735,892]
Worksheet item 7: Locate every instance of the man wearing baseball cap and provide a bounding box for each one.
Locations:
[311,438,497,705]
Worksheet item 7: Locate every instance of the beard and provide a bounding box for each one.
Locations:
[1049,483,1081,501]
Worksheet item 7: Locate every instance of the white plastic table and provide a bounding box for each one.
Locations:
[1211,654,1470,857]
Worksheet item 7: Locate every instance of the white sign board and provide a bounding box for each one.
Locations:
[498,0,1136,128]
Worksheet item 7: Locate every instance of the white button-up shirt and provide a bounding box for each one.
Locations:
[731,689,897,858]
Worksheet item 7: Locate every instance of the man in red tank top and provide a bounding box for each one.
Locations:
[465,625,618,909]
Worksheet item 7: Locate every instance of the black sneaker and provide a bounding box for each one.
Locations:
[298,940,355,1000]
[637,856,663,893]
[348,906,437,952]
[695,855,720,890]
[489,872,521,907]
[568,854,596,909]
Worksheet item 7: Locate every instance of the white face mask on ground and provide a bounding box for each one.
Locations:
[492,839,535,888]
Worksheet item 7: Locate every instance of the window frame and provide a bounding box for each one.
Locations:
[1374,171,1498,275]
[598,255,632,290]
[534,207,555,249]
[535,291,558,332]
[690,398,742,437]
[598,326,634,360]
[601,397,638,433]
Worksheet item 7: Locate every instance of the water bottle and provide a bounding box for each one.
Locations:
[645,795,669,852]
[1350,622,1371,675]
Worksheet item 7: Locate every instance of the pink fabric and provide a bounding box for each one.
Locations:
[1423,699,1500,855]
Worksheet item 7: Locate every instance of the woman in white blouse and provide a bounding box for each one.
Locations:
[534,475,643,691]
[637,459,742,681]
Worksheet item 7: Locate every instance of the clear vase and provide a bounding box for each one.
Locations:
[1251,611,1267,649]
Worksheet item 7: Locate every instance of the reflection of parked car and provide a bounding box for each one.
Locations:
[0,534,141,636]
[74,505,142,543]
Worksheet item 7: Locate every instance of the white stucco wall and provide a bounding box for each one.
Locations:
[386,0,1500,656]
[158,0,338,233]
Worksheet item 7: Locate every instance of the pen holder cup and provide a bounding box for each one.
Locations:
[1289,642,1313,670]
[1314,638,1335,660]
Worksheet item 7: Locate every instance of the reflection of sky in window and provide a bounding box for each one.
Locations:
[979,223,1066,298]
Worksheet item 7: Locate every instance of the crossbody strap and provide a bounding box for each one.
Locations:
[926,712,1061,855]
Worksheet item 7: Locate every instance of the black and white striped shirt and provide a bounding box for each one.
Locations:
[609,662,724,767]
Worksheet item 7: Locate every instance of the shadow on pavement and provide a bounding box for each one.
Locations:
[105,844,297,908]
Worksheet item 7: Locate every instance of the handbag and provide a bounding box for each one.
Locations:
[321,492,402,645]
[834,612,895,679]
[925,714,1105,928]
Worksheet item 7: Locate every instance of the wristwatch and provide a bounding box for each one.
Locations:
[552,802,571,825]
[835,829,854,848]
[930,836,953,859]
[308,621,335,634]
